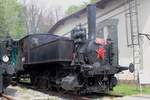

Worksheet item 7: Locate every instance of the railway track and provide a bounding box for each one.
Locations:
[1,84,124,100]
[0,93,14,100]
[0,90,123,100]
[44,90,124,100]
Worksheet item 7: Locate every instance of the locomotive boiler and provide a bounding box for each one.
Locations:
[15,4,134,94]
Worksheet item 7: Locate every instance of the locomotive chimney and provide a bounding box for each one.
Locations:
[87,4,96,40]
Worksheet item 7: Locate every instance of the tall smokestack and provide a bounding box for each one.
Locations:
[87,4,96,40]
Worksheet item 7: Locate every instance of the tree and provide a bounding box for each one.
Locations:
[21,0,63,34]
[21,0,42,34]
[53,7,64,23]
[0,0,8,38]
[90,0,97,3]
[0,0,25,39]
[66,0,97,15]
[66,4,86,15]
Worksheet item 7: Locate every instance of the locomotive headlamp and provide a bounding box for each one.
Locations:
[22,57,25,62]
[2,55,9,62]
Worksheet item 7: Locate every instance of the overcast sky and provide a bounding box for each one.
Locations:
[18,0,90,11]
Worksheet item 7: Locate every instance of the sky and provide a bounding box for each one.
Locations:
[18,0,90,11]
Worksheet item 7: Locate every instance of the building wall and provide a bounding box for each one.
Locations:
[51,0,150,83]
[138,0,150,84]
[53,13,88,36]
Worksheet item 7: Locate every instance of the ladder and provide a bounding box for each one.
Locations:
[124,0,141,80]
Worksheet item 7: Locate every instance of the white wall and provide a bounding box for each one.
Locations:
[54,13,88,36]
[137,0,150,83]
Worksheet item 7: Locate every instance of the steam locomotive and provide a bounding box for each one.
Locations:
[14,4,134,94]
[0,35,15,93]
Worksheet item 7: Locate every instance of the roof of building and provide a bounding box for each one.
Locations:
[48,0,113,34]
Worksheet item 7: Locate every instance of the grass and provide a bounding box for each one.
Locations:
[112,83,150,96]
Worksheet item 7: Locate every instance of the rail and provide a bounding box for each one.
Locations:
[0,93,15,100]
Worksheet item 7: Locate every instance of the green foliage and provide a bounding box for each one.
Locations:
[0,0,7,38]
[113,83,150,95]
[66,0,97,15]
[66,4,86,15]
[90,0,97,3]
[0,0,25,39]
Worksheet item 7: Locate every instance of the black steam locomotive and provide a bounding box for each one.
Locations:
[0,35,15,93]
[15,34,130,94]
[14,4,134,94]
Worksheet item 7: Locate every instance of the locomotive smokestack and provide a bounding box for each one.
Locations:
[87,4,96,40]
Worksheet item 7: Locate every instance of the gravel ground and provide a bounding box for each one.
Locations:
[4,86,60,100]
[1,86,150,100]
